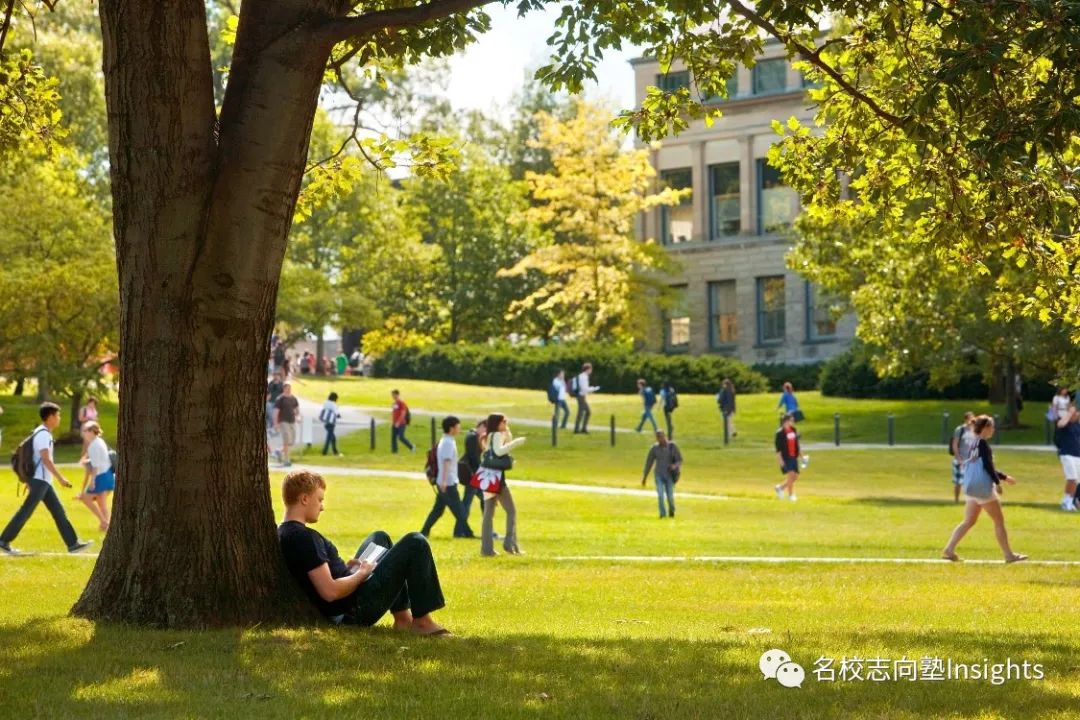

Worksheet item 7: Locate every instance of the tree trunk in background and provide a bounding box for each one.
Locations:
[73,0,333,627]
[316,332,325,376]
[69,390,83,434]
[1003,357,1020,428]
[14,376,23,396]
[35,373,47,403]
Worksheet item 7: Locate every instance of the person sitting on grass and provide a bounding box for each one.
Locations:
[277,470,450,635]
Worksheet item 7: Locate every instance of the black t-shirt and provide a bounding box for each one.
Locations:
[278,520,352,618]
[274,395,300,423]
[267,380,285,402]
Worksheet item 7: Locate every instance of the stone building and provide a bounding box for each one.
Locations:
[632,41,855,365]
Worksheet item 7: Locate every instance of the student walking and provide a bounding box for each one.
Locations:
[778,382,802,421]
[273,383,301,467]
[659,381,678,439]
[717,378,737,437]
[320,392,342,457]
[390,389,414,453]
[1055,406,1080,512]
[421,416,475,539]
[78,397,99,425]
[549,370,571,430]
[480,413,525,556]
[641,431,683,518]
[949,412,976,503]
[0,403,93,554]
[76,421,115,532]
[1051,387,1071,421]
[635,379,659,433]
[572,363,599,434]
[459,419,486,521]
[774,413,802,501]
[942,415,1028,563]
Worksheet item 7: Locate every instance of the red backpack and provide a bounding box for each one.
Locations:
[424,445,438,485]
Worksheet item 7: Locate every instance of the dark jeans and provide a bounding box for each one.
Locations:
[349,531,445,624]
[391,425,414,453]
[574,396,591,433]
[1,479,78,548]
[421,484,474,538]
[553,400,570,429]
[664,410,674,439]
[461,483,484,519]
[636,407,658,432]
[322,423,338,455]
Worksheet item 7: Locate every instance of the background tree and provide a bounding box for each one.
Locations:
[403,141,541,343]
[501,99,683,343]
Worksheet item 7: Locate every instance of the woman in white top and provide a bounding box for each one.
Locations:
[480,413,525,556]
[77,421,114,531]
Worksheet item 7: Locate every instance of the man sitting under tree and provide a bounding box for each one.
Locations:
[277,470,450,635]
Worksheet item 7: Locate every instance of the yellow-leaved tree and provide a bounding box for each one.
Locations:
[500,99,686,344]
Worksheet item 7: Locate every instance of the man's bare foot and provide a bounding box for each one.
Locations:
[411,616,450,636]
[393,619,413,631]
[941,551,961,562]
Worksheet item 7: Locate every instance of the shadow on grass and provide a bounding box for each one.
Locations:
[0,620,1076,719]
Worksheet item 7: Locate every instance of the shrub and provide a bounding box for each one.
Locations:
[752,362,824,392]
[372,343,769,394]
[819,347,987,399]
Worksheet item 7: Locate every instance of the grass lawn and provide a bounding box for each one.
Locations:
[2,445,1079,718]
[289,375,1057,447]
[0,391,118,464]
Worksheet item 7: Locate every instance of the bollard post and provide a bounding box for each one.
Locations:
[610,415,616,447]
[430,416,437,447]
[993,415,1000,443]
[370,418,376,451]
[942,412,950,444]
[551,415,557,448]
[723,412,730,446]
[887,413,895,446]
[834,413,840,447]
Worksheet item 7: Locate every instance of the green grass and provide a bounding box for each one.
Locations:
[290,375,1056,447]
[2,448,1079,718]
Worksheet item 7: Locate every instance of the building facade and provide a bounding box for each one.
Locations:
[633,42,856,365]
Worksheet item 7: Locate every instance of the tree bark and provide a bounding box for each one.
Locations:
[69,390,83,434]
[13,375,23,396]
[73,0,335,627]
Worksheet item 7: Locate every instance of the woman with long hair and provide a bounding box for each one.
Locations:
[942,415,1027,563]
[480,413,525,556]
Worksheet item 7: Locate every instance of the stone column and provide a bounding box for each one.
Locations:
[738,137,754,236]
[690,140,706,243]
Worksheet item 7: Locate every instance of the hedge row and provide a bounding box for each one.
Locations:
[373,343,770,394]
[819,348,989,400]
[752,362,823,393]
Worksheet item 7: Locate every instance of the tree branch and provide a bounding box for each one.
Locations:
[723,0,905,129]
[0,0,16,54]
[319,0,499,47]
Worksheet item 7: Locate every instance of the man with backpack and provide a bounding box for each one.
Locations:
[572,362,599,434]
[635,379,659,433]
[420,416,474,539]
[390,389,414,453]
[548,370,570,430]
[660,381,678,439]
[1,402,94,554]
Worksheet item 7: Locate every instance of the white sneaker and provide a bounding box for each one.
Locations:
[774,485,784,499]
[1062,499,1077,512]
[789,494,798,502]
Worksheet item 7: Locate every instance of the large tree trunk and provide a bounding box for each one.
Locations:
[316,332,325,375]
[73,0,336,627]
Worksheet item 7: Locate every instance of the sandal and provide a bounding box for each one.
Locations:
[941,551,961,562]
[1005,553,1029,564]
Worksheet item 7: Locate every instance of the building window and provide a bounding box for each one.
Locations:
[660,168,693,244]
[801,71,822,89]
[708,280,738,348]
[752,58,787,95]
[756,276,786,344]
[708,162,740,240]
[664,285,690,352]
[704,74,740,104]
[656,70,691,92]
[756,158,798,234]
[806,283,838,341]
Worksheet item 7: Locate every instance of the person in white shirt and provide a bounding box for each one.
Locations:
[1052,387,1071,421]
[481,413,526,556]
[319,392,342,457]
[572,362,600,434]
[0,402,93,554]
[551,370,570,430]
[76,421,115,531]
[420,416,474,539]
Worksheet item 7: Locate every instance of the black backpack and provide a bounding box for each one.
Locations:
[424,445,438,485]
[405,408,412,425]
[665,388,679,412]
[569,375,580,398]
[10,428,47,488]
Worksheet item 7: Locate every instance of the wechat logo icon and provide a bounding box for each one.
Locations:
[760,649,806,689]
